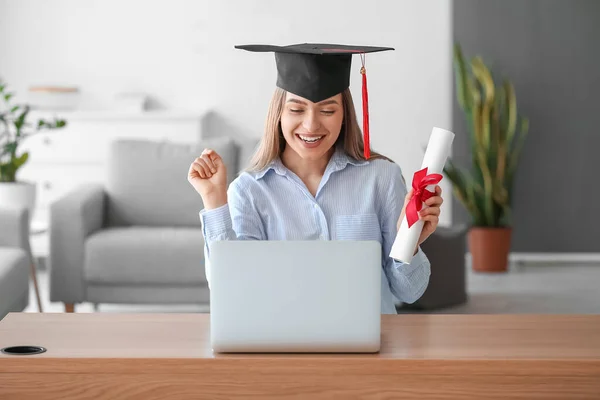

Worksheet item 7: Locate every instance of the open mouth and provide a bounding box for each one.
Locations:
[296,134,325,143]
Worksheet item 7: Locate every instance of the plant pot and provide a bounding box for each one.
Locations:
[0,181,37,223]
[468,227,512,273]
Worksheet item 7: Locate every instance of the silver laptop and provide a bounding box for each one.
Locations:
[209,240,382,353]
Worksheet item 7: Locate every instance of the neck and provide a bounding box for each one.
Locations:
[281,146,335,179]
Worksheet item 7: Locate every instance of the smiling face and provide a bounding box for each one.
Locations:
[280,91,344,162]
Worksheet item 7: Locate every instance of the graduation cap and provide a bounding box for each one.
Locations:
[235,43,394,159]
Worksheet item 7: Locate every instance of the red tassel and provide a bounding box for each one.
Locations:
[360,64,370,160]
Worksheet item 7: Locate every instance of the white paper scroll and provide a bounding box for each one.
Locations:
[390,127,455,264]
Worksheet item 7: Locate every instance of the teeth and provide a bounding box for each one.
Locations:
[299,135,323,142]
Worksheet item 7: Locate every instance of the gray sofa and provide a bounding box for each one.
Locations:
[0,206,30,320]
[49,137,256,312]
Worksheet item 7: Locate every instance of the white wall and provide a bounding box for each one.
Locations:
[0,0,453,225]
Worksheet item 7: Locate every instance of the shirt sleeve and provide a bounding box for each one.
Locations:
[198,179,265,285]
[380,163,431,304]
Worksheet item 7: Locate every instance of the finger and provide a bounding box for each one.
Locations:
[420,206,441,217]
[196,159,213,178]
[192,162,207,179]
[201,154,217,173]
[189,160,203,177]
[435,185,442,195]
[404,189,413,202]
[210,153,223,167]
[425,195,443,207]
[420,214,439,225]
[194,161,212,179]
[194,157,213,177]
[187,162,197,179]
[202,148,223,167]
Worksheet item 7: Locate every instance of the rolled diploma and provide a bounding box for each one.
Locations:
[389,127,455,264]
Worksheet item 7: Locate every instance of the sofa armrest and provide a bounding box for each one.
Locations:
[49,184,105,303]
[0,206,31,258]
[407,224,468,310]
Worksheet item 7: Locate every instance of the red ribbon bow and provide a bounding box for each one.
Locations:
[406,167,443,228]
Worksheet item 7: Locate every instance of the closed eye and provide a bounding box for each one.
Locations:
[288,108,335,115]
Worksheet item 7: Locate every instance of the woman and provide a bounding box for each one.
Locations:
[187,44,444,314]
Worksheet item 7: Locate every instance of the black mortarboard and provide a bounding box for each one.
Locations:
[235,43,395,159]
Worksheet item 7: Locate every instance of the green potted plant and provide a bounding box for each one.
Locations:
[443,43,529,272]
[0,79,67,220]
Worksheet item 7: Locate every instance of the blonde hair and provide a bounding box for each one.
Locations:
[247,87,391,172]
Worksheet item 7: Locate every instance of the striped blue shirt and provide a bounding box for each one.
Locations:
[199,146,431,314]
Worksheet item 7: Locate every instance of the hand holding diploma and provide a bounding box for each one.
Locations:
[390,127,455,263]
[397,182,444,256]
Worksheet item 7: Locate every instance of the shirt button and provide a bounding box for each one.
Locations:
[313,203,319,209]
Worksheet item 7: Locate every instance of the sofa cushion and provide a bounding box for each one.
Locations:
[106,137,238,227]
[84,227,206,286]
[0,247,29,319]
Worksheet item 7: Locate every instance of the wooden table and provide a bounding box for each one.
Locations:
[0,313,599,399]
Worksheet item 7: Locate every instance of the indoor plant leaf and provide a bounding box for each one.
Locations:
[446,42,528,229]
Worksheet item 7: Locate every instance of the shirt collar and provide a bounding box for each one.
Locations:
[253,146,368,180]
